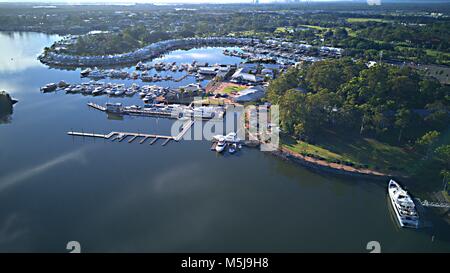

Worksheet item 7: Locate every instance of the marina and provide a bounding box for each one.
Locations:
[87,102,225,120]
[1,32,449,253]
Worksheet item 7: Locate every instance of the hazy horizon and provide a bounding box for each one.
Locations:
[0,0,334,3]
[0,0,449,4]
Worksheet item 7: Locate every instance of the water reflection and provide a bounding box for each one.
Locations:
[0,147,88,193]
[0,31,449,252]
[0,32,60,73]
[107,113,124,121]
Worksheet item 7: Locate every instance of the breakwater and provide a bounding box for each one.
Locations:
[39,37,258,67]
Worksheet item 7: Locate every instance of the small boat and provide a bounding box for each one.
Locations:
[40,83,57,92]
[127,105,141,110]
[135,61,144,70]
[80,68,92,77]
[215,137,227,153]
[388,180,419,228]
[143,96,151,104]
[228,143,237,154]
[88,69,105,80]
[114,89,125,96]
[106,88,115,96]
[125,89,135,96]
[141,75,153,82]
[58,80,69,88]
[130,71,139,79]
[92,87,104,96]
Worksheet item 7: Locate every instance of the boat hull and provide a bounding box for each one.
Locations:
[388,180,419,229]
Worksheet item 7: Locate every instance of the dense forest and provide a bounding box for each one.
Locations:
[10,2,444,66]
[267,59,449,186]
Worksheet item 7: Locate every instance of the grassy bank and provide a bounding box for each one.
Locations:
[281,129,421,176]
[346,18,392,23]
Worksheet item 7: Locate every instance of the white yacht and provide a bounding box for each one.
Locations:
[92,87,104,96]
[388,180,420,228]
[215,137,227,153]
[114,89,125,96]
[125,89,135,96]
[88,69,105,79]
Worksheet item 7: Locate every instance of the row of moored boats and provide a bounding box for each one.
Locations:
[212,132,242,154]
[41,81,167,102]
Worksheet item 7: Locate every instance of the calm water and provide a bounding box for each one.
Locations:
[0,32,449,253]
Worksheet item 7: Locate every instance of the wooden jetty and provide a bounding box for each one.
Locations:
[66,132,110,139]
[67,119,194,146]
[174,74,189,82]
[416,198,450,208]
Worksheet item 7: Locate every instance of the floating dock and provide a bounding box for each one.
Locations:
[87,102,106,111]
[88,102,178,119]
[87,102,225,121]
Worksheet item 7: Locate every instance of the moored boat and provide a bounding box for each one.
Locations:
[215,136,227,153]
[388,179,419,228]
[40,83,57,92]
[80,68,92,77]
[228,143,237,154]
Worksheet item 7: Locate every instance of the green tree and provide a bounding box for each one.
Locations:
[394,108,412,142]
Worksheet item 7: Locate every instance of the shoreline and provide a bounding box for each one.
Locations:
[269,145,450,223]
[270,146,391,181]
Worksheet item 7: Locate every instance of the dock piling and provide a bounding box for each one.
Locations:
[140,136,149,144]
[162,139,171,146]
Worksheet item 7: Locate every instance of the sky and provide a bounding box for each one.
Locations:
[0,0,355,3]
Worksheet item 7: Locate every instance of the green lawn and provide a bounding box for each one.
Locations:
[221,85,246,94]
[274,27,293,33]
[347,18,391,23]
[425,49,450,58]
[299,25,329,31]
[282,136,354,163]
[281,129,421,175]
[345,27,357,37]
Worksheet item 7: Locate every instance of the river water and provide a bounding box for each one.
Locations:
[0,32,449,253]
